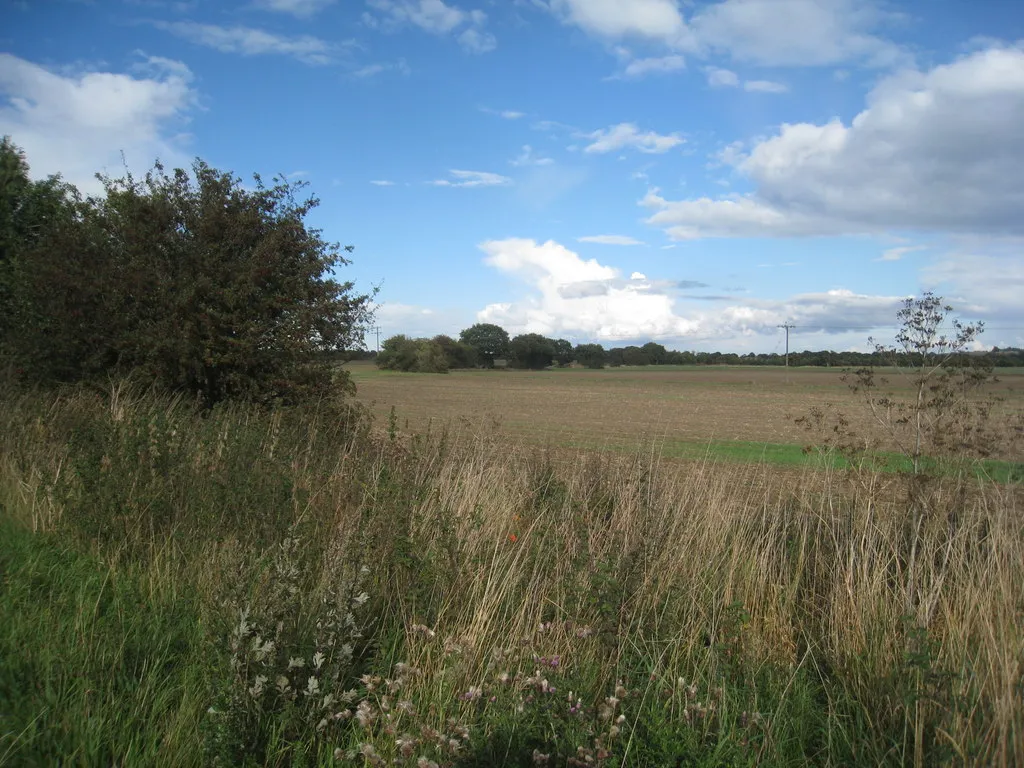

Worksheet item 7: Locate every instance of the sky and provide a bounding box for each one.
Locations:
[2,0,1024,354]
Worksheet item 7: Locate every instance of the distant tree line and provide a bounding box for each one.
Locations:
[376,322,1024,373]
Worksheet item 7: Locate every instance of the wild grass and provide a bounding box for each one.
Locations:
[0,384,1021,766]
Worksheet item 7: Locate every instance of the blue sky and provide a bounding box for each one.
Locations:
[3,0,1023,353]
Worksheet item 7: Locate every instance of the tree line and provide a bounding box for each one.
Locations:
[374,323,1024,373]
[0,138,373,407]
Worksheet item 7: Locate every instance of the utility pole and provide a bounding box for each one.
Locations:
[778,323,795,368]
[373,326,382,353]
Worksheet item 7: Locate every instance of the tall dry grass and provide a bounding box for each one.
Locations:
[0,384,1020,765]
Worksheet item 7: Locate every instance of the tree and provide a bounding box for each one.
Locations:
[800,292,1017,478]
[459,323,509,367]
[508,333,555,370]
[552,338,573,367]
[641,342,668,365]
[2,149,374,406]
[432,334,478,369]
[573,343,607,369]
[376,336,449,373]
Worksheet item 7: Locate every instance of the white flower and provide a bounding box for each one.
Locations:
[248,674,268,698]
[313,651,326,669]
[353,591,370,606]
[288,657,306,669]
[305,676,320,696]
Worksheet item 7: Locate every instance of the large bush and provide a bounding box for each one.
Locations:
[0,139,373,406]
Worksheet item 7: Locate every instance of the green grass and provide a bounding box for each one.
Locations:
[0,386,1021,765]
[562,437,1024,483]
[0,517,205,766]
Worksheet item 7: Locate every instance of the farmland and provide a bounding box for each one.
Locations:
[349,362,1024,467]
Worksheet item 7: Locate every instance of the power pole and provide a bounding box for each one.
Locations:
[374,326,382,353]
[778,323,795,368]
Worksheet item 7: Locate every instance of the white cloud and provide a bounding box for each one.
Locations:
[350,59,411,77]
[744,79,787,92]
[370,179,395,186]
[458,26,497,53]
[430,169,512,187]
[689,0,907,67]
[475,238,909,345]
[878,245,924,261]
[706,67,786,91]
[254,0,335,17]
[366,0,464,32]
[510,145,554,166]
[706,66,739,87]
[0,53,195,193]
[615,54,685,78]
[154,21,338,64]
[365,0,496,51]
[643,44,1024,240]
[577,234,645,245]
[583,122,684,154]
[547,0,691,46]
[921,242,1024,319]
[480,106,525,118]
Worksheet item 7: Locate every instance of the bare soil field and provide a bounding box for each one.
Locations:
[348,362,1024,463]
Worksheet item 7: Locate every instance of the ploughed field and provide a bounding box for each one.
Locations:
[348,362,1024,465]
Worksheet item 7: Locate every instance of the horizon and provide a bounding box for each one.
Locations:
[3,0,1024,355]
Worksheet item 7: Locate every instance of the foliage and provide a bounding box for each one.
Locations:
[573,343,607,369]
[1,385,1022,765]
[0,140,373,406]
[552,338,574,367]
[376,335,450,373]
[800,292,1017,479]
[432,334,478,369]
[509,333,556,370]
[458,323,509,367]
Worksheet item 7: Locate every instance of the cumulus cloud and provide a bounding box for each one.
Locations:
[583,122,684,154]
[577,234,645,245]
[689,0,906,67]
[364,0,496,52]
[477,238,698,339]
[0,53,195,193]
[430,169,512,187]
[475,238,911,345]
[154,21,341,64]
[643,44,1024,240]
[547,0,691,46]
[541,0,906,68]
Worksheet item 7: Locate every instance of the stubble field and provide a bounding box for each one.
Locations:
[348,362,1024,467]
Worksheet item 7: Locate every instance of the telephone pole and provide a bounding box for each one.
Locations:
[373,326,382,353]
[778,323,795,368]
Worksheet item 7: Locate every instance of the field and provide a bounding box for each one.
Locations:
[349,362,1024,470]
[2,369,1023,766]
